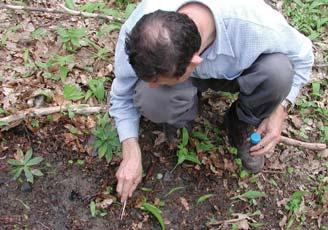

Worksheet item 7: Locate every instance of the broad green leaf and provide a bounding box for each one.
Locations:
[7,159,24,166]
[12,167,23,180]
[196,142,214,153]
[97,23,121,37]
[141,187,153,192]
[26,157,43,166]
[31,169,43,177]
[101,8,122,17]
[23,149,33,164]
[65,0,76,10]
[63,84,84,101]
[31,28,47,40]
[0,121,8,127]
[181,127,189,147]
[232,190,266,200]
[197,194,215,204]
[98,144,107,158]
[184,152,200,164]
[59,66,69,82]
[0,107,5,114]
[90,201,97,217]
[192,131,209,141]
[165,186,184,197]
[141,202,165,230]
[124,3,136,18]
[311,81,321,96]
[24,167,34,183]
[285,191,306,213]
[88,78,106,102]
[79,2,105,13]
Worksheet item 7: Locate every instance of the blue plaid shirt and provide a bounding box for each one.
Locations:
[110,0,314,142]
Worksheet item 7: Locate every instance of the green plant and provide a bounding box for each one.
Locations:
[85,77,106,102]
[7,149,44,183]
[284,191,307,229]
[92,114,120,162]
[232,190,266,201]
[31,28,47,40]
[90,201,107,217]
[63,84,84,101]
[192,131,215,153]
[172,128,200,171]
[283,0,328,40]
[57,27,87,51]
[1,25,21,47]
[97,23,122,37]
[164,186,184,197]
[140,202,165,230]
[197,194,215,204]
[37,55,74,81]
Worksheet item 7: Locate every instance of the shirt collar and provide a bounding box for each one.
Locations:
[173,0,235,60]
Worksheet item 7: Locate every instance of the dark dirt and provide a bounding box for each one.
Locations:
[1,95,327,230]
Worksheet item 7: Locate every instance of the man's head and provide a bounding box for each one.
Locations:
[125,10,202,87]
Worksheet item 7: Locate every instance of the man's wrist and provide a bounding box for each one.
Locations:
[122,137,141,159]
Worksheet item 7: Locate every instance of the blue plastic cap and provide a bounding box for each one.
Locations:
[250,132,261,145]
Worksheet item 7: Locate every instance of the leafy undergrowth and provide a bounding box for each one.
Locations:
[0,0,327,229]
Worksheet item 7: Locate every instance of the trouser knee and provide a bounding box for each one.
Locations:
[133,80,198,126]
[236,53,294,125]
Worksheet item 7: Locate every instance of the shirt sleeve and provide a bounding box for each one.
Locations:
[266,25,314,104]
[109,26,140,142]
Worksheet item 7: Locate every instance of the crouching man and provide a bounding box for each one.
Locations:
[109,0,314,202]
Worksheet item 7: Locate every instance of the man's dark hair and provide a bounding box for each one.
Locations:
[125,10,201,81]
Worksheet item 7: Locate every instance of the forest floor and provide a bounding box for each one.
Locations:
[0,0,327,229]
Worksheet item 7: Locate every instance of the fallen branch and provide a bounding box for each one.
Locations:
[280,136,326,151]
[0,105,107,130]
[0,3,124,23]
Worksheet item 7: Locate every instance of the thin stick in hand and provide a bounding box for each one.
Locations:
[120,200,127,220]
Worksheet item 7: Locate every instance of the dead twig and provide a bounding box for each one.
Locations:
[0,104,108,131]
[0,3,124,23]
[280,136,326,151]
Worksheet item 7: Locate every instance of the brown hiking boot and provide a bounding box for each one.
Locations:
[223,103,264,173]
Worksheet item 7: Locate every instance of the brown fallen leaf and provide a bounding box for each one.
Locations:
[180,197,190,211]
[96,196,117,209]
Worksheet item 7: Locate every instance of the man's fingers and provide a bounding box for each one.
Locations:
[251,142,274,156]
[128,182,138,198]
[121,179,134,202]
[250,134,272,152]
[116,174,124,196]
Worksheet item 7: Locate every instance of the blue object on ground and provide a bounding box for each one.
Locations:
[250,132,261,145]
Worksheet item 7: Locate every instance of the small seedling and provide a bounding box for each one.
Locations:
[90,201,107,217]
[57,27,87,51]
[85,77,106,102]
[164,186,184,197]
[7,149,44,183]
[36,54,74,81]
[172,128,200,172]
[140,202,165,230]
[284,191,307,229]
[197,193,215,204]
[192,131,215,153]
[92,114,120,162]
[231,190,266,201]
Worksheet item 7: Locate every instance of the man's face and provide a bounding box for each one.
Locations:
[146,60,196,88]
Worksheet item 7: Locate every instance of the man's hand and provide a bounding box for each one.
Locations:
[250,105,288,156]
[116,138,142,202]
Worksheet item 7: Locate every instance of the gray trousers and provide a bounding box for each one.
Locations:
[133,53,294,127]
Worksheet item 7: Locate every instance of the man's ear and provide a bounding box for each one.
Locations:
[190,54,203,66]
